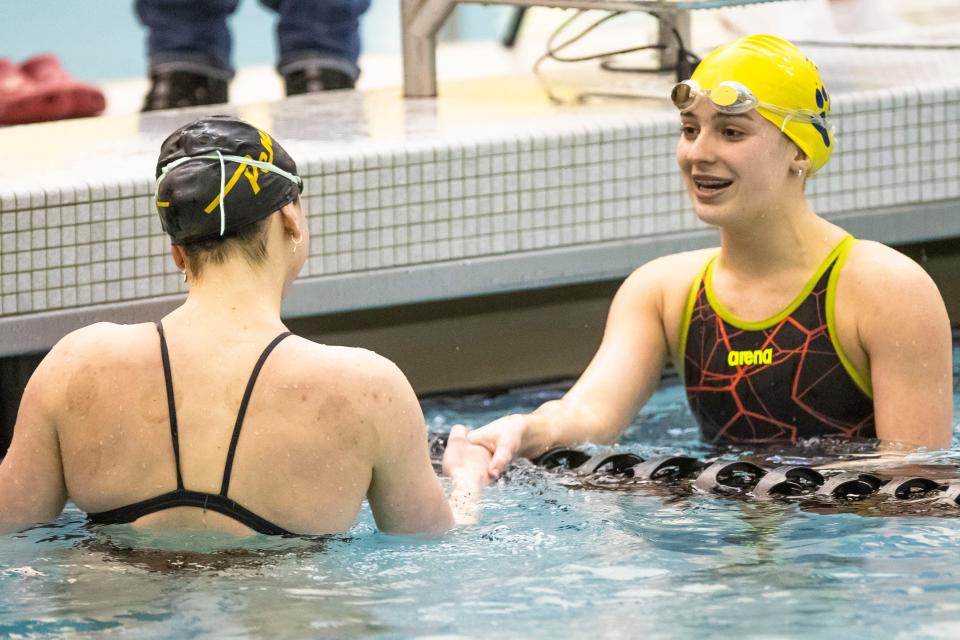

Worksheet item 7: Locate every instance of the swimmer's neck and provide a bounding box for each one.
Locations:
[172,260,287,331]
[716,204,842,278]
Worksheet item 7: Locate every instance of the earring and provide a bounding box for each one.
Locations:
[796,168,804,178]
[292,236,303,254]
[180,270,187,283]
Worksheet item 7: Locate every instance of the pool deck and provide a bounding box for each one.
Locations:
[1,14,959,364]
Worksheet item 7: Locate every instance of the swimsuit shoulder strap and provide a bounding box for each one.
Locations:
[219,331,294,497]
[678,253,716,371]
[825,235,873,397]
[155,322,185,491]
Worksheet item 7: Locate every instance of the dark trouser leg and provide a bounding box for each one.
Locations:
[260,0,372,93]
[136,0,238,109]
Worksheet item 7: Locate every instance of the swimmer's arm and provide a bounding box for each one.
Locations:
[470,259,670,475]
[856,251,953,449]
[366,360,458,533]
[533,265,670,446]
[0,352,68,532]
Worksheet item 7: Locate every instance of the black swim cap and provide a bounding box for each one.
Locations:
[154,116,302,245]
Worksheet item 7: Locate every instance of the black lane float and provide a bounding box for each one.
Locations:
[427,434,960,512]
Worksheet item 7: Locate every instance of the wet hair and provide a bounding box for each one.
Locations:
[181,196,298,278]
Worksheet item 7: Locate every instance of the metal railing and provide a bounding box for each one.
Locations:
[401,0,787,97]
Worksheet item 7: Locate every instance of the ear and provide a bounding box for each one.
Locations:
[278,200,303,242]
[791,147,811,176]
[170,245,186,271]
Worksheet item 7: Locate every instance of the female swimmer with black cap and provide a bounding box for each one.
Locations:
[466,35,954,477]
[0,116,492,536]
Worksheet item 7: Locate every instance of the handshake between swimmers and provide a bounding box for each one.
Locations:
[0,34,953,537]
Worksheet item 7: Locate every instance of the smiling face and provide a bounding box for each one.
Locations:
[677,97,807,228]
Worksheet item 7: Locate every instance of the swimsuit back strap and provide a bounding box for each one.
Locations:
[155,322,185,491]
[88,489,294,536]
[220,332,293,497]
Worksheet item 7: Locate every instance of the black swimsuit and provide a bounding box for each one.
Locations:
[681,236,875,443]
[87,322,294,535]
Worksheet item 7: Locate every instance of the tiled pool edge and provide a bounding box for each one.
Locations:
[2,196,957,357]
[1,79,958,357]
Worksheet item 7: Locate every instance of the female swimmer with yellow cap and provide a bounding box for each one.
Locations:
[0,116,492,535]
[468,34,954,476]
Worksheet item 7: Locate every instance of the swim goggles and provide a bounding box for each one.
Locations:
[670,79,829,132]
[155,152,303,237]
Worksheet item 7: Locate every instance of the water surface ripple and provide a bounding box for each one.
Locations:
[0,346,958,639]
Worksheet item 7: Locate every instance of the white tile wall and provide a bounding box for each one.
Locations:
[1,83,959,317]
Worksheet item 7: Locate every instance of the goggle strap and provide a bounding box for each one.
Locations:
[157,154,302,187]
[780,113,794,133]
[216,150,226,237]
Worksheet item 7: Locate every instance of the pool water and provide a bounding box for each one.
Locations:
[1,345,958,639]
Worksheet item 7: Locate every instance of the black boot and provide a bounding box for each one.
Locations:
[142,70,228,112]
[284,66,354,96]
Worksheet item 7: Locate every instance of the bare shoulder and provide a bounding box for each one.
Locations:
[838,239,949,349]
[42,322,156,374]
[840,240,943,304]
[277,338,424,456]
[616,247,717,308]
[623,248,716,289]
[273,337,420,424]
[278,336,412,391]
[24,322,158,411]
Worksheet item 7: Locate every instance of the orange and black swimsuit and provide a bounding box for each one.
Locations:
[679,235,875,443]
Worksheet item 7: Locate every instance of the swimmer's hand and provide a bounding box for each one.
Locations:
[442,425,495,487]
[466,414,528,480]
[442,425,494,525]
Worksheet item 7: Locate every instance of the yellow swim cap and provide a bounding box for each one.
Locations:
[691,34,833,174]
